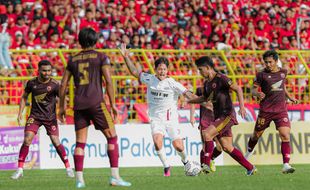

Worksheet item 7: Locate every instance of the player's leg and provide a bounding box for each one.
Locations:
[278,127,294,173]
[74,128,88,188]
[275,113,294,174]
[199,127,205,167]
[209,137,222,172]
[12,118,39,180]
[73,109,90,188]
[219,136,256,175]
[49,135,74,177]
[245,129,265,159]
[200,125,218,173]
[93,103,131,186]
[11,131,35,179]
[168,122,189,165]
[45,120,74,177]
[153,133,171,176]
[245,113,270,159]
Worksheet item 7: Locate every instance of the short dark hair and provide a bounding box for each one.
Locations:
[262,50,278,61]
[154,57,169,69]
[78,27,98,48]
[38,60,52,68]
[195,56,214,68]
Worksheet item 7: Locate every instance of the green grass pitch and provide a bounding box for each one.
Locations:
[1,165,310,190]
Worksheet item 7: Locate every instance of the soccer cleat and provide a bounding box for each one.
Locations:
[164,167,171,177]
[11,169,23,180]
[282,164,295,174]
[210,160,216,172]
[109,177,131,187]
[201,164,211,174]
[246,166,257,176]
[66,168,75,178]
[245,150,254,160]
[76,181,86,188]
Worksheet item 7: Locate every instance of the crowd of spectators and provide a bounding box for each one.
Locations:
[0,0,310,107]
[0,0,309,52]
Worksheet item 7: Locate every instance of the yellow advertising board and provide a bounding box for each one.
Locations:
[223,122,310,165]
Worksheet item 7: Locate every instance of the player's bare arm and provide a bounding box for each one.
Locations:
[187,96,205,104]
[189,104,196,127]
[118,43,141,78]
[102,64,118,120]
[17,91,29,126]
[59,70,72,122]
[230,83,246,119]
[252,84,265,100]
[284,85,299,104]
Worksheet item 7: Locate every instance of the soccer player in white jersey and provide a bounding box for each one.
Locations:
[119,43,197,176]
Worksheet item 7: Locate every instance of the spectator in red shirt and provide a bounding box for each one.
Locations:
[80,8,99,32]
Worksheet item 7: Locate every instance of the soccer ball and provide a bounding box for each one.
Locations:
[184,161,201,176]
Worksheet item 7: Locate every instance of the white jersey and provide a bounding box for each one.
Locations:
[139,72,187,119]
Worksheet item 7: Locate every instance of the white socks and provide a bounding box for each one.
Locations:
[156,148,170,168]
[177,150,189,164]
[76,171,84,183]
[111,167,120,179]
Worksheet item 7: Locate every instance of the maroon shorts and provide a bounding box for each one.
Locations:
[74,102,114,131]
[254,111,290,131]
[199,109,214,131]
[25,117,59,136]
[210,112,238,138]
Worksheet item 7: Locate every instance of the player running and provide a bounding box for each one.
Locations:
[245,50,298,174]
[11,60,74,180]
[58,28,131,188]
[119,43,197,177]
[188,56,256,175]
[190,87,222,173]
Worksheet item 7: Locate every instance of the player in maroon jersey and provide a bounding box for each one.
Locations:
[245,50,298,174]
[11,60,74,180]
[190,87,222,173]
[188,56,256,175]
[58,28,131,188]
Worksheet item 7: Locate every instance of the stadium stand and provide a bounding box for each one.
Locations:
[0,0,310,120]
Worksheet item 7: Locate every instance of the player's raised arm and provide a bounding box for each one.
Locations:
[118,43,141,78]
[17,91,29,126]
[230,83,246,119]
[58,69,72,123]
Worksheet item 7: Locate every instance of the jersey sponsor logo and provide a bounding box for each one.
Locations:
[281,73,285,78]
[26,118,35,126]
[51,125,57,131]
[47,86,52,92]
[283,118,288,122]
[34,93,47,103]
[271,80,283,91]
[150,91,169,97]
[212,83,216,88]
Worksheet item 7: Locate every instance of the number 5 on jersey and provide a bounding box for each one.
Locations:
[79,62,89,85]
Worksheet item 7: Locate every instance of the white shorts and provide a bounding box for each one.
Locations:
[150,118,183,140]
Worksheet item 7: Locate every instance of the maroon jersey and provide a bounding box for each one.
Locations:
[196,87,214,124]
[203,73,234,119]
[25,77,59,121]
[66,50,110,110]
[254,68,287,113]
